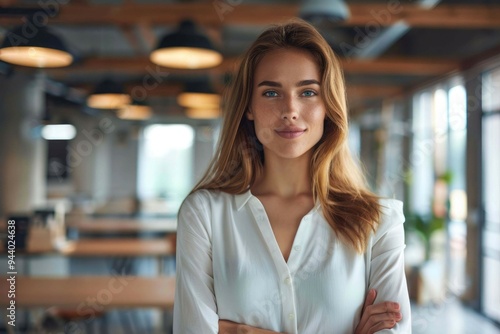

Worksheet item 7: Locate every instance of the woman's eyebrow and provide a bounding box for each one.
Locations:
[296,79,320,87]
[257,80,281,87]
[257,79,320,88]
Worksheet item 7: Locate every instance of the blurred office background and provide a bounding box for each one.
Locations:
[0,0,499,333]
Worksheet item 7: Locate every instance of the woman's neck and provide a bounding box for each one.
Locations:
[251,150,313,198]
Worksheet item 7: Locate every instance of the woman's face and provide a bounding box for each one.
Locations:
[247,47,326,161]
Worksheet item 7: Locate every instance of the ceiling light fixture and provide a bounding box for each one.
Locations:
[150,20,223,69]
[0,25,73,68]
[185,108,220,119]
[299,0,350,23]
[177,79,221,110]
[41,124,77,140]
[87,79,131,110]
[118,100,153,120]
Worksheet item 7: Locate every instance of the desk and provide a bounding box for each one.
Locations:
[60,237,176,257]
[0,237,176,257]
[65,217,177,234]
[61,237,176,275]
[0,276,175,309]
[1,238,176,276]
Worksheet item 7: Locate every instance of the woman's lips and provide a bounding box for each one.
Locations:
[275,129,306,139]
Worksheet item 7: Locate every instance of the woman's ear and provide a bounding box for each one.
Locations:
[246,109,254,120]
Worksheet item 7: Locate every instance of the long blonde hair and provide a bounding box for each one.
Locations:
[192,19,381,253]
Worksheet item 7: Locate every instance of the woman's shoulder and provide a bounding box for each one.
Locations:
[180,189,235,212]
[374,198,406,238]
[378,198,404,217]
[365,198,406,257]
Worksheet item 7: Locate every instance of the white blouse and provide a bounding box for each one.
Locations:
[173,189,411,334]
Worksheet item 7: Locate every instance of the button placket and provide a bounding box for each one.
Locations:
[280,274,298,334]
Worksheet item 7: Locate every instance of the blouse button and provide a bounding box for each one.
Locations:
[293,245,301,252]
[284,277,292,285]
[288,313,295,320]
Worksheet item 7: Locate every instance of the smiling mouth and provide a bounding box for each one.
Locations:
[275,130,306,139]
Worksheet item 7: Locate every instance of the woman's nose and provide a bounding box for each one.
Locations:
[281,97,299,120]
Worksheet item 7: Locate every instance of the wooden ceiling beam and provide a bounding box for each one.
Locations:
[341,57,459,76]
[46,56,459,78]
[0,0,19,7]
[346,85,403,99]
[347,4,500,29]
[1,4,499,28]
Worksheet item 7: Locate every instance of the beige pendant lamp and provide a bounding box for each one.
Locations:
[177,79,221,119]
[0,25,73,68]
[87,79,131,110]
[118,99,153,120]
[150,20,223,69]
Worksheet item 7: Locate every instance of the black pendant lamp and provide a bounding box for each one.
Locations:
[150,20,223,69]
[177,79,220,109]
[299,0,350,23]
[87,79,131,110]
[118,99,153,120]
[0,25,73,68]
[177,79,221,119]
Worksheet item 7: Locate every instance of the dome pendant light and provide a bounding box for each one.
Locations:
[87,79,131,110]
[177,79,221,119]
[177,79,221,110]
[150,20,223,70]
[118,99,153,120]
[299,0,350,23]
[0,25,73,68]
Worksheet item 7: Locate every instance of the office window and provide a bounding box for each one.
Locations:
[410,79,467,294]
[481,66,500,323]
[138,124,195,215]
[483,67,500,113]
[411,91,434,216]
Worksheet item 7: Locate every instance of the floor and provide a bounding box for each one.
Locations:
[412,299,500,334]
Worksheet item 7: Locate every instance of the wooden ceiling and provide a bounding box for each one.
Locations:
[1,0,500,114]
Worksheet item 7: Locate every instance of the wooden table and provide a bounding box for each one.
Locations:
[60,237,176,257]
[0,276,176,309]
[1,237,175,256]
[65,217,177,234]
[1,237,176,276]
[62,237,176,275]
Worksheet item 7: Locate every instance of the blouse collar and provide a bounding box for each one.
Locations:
[234,189,253,211]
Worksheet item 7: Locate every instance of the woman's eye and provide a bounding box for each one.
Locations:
[302,90,317,97]
[263,91,278,97]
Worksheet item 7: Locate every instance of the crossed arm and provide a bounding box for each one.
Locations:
[219,289,402,334]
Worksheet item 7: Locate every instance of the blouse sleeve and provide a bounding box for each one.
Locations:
[173,191,219,334]
[367,199,412,333]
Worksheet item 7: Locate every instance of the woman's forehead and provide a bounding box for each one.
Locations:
[253,48,321,83]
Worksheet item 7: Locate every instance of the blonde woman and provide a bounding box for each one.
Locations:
[174,19,411,334]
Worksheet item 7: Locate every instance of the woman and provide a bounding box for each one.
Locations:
[174,19,411,334]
